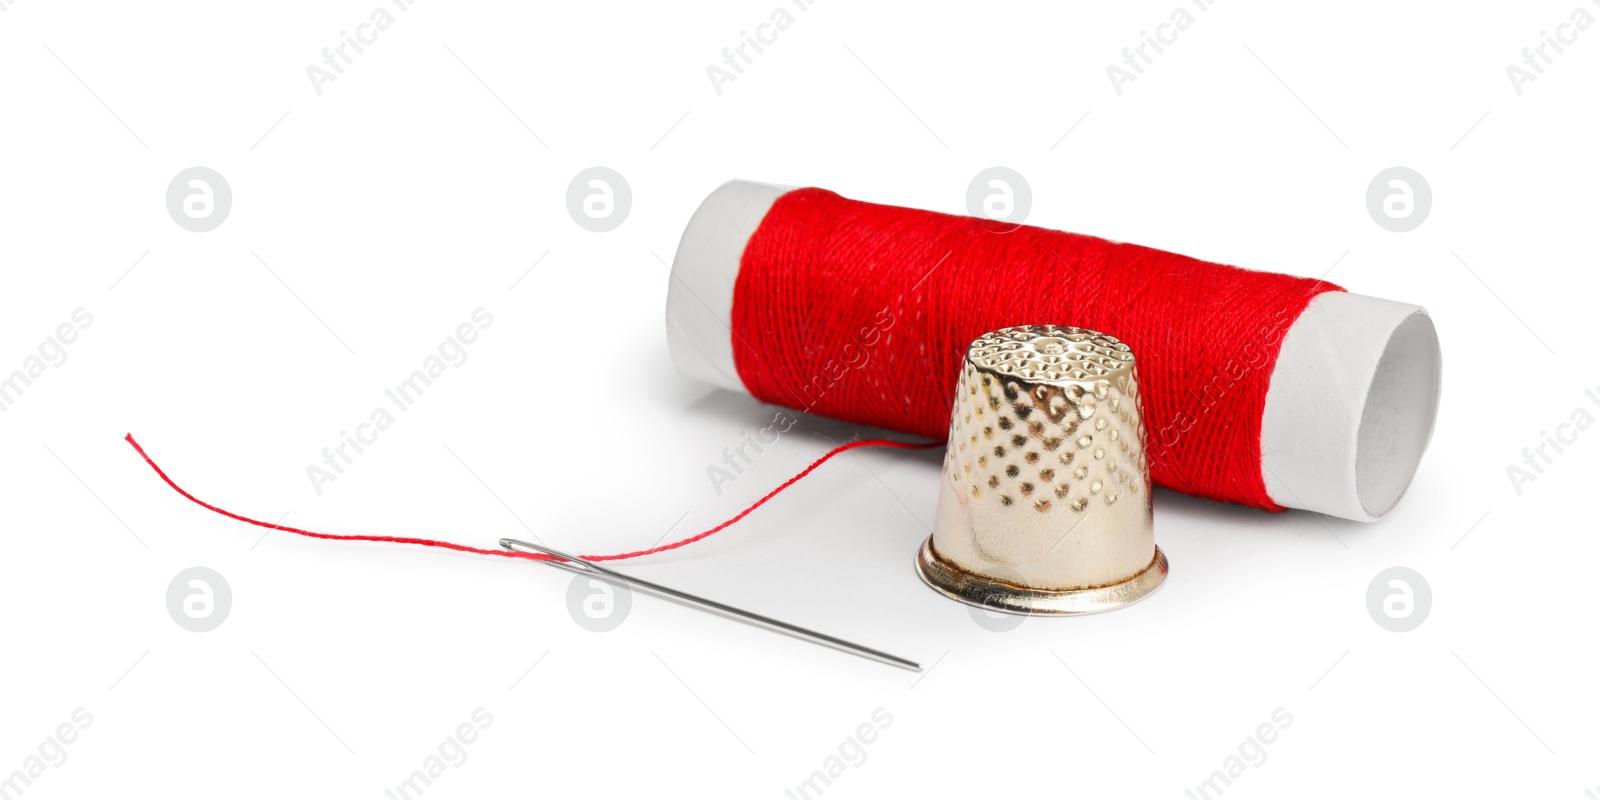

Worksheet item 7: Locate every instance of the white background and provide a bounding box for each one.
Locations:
[2,0,1597,797]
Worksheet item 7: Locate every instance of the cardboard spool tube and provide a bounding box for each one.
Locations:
[665,180,1443,523]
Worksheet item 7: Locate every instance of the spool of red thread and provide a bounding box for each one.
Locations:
[666,181,1441,522]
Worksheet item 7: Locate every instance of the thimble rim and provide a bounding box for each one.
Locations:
[915,537,1167,616]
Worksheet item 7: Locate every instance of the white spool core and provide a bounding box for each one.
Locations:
[665,180,1442,522]
[1260,293,1441,521]
[665,180,791,394]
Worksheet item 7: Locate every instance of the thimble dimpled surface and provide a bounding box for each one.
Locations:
[930,325,1155,591]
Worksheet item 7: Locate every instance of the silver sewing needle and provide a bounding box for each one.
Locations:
[499,538,921,673]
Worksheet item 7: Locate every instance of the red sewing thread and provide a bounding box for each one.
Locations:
[125,433,936,562]
[730,188,1342,510]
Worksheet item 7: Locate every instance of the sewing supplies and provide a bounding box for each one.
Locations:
[126,177,1447,671]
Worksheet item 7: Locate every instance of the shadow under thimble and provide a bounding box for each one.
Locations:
[916,325,1168,615]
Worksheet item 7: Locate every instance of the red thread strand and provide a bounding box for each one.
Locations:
[124,433,936,563]
[730,188,1342,510]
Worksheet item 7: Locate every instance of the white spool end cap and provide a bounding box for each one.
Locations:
[665,180,790,394]
[1261,292,1441,521]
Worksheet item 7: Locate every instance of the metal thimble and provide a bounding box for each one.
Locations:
[917,325,1168,615]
